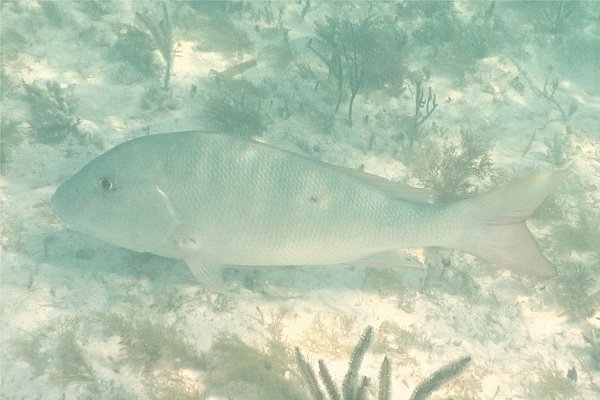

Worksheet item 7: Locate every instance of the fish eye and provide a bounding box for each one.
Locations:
[100,177,115,193]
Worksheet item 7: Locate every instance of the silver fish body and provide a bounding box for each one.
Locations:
[51,131,569,290]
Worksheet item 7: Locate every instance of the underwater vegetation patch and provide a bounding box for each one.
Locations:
[201,306,308,399]
[9,312,206,398]
[23,80,80,145]
[250,2,289,41]
[406,0,502,73]
[0,117,24,166]
[363,268,410,298]
[409,355,472,400]
[10,317,95,386]
[420,253,482,300]
[296,326,472,400]
[111,25,158,80]
[205,77,267,138]
[544,187,600,321]
[520,71,578,158]
[525,356,581,400]
[584,329,600,371]
[410,7,458,47]
[365,255,481,307]
[136,3,174,89]
[373,321,432,361]
[549,261,599,321]
[7,311,466,399]
[140,82,180,113]
[302,313,356,359]
[405,78,437,153]
[411,127,495,201]
[309,12,407,127]
[361,23,408,94]
[552,204,600,255]
[295,326,380,400]
[10,325,136,399]
[363,268,424,313]
[50,319,96,385]
[97,312,204,374]
[544,127,574,167]
[206,331,306,400]
[10,328,50,377]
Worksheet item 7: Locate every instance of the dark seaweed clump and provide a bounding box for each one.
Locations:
[111,25,158,79]
[309,13,407,127]
[205,77,267,138]
[23,81,79,145]
[411,128,495,201]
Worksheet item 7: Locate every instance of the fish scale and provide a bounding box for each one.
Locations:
[51,131,570,291]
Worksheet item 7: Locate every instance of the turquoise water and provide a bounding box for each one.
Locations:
[1,2,599,399]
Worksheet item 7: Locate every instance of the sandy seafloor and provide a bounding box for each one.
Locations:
[1,1,600,399]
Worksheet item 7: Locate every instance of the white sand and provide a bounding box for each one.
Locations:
[1,1,599,399]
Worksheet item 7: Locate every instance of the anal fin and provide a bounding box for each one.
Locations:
[176,236,226,293]
[349,250,425,270]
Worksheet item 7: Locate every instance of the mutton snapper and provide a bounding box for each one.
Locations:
[51,131,569,291]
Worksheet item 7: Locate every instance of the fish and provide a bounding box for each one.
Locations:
[51,131,570,291]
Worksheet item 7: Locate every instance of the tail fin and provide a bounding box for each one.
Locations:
[455,170,570,276]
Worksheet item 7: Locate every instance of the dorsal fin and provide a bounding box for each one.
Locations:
[191,131,440,203]
[330,164,441,203]
[248,136,440,203]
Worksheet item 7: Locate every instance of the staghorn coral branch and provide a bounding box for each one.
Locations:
[409,356,471,400]
[295,347,325,400]
[342,326,373,400]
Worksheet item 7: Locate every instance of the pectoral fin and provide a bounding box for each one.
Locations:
[184,257,226,293]
[176,237,226,293]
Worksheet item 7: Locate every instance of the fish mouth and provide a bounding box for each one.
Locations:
[51,190,66,220]
[50,188,72,223]
[51,188,91,234]
[51,196,102,243]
